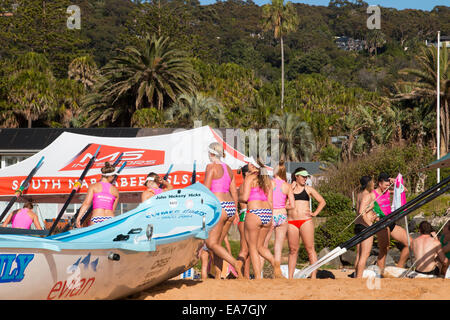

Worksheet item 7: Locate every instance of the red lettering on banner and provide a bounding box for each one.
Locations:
[0,170,244,197]
[59,144,165,171]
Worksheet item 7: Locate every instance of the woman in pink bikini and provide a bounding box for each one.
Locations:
[141,172,173,202]
[2,202,43,230]
[240,157,283,279]
[76,162,119,227]
[287,167,326,279]
[203,142,243,278]
[262,160,295,276]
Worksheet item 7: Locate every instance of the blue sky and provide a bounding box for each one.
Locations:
[198,0,448,11]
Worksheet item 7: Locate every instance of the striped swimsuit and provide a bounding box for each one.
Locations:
[248,186,272,225]
[272,178,287,227]
[210,163,236,218]
[91,182,116,225]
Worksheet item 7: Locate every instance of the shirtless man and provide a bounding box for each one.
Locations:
[412,221,448,276]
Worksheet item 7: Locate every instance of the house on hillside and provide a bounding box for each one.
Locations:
[335,36,366,51]
[426,36,450,48]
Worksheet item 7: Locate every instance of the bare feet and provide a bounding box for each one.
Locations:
[273,261,284,279]
[235,260,244,279]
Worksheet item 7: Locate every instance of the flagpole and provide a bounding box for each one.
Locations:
[436,31,440,184]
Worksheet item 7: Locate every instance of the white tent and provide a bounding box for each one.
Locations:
[0,126,265,204]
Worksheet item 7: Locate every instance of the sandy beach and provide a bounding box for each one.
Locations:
[130,269,450,300]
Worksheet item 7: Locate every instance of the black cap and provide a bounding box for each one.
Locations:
[378,172,390,182]
[360,176,372,189]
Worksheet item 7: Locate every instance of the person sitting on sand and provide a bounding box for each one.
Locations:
[412,221,449,276]
[2,202,43,230]
[76,162,119,227]
[374,172,411,271]
[353,176,378,278]
[141,172,173,202]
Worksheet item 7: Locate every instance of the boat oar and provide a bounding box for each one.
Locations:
[78,160,128,227]
[66,153,124,231]
[48,146,101,236]
[0,156,44,223]
[159,164,173,188]
[191,160,197,184]
[298,175,450,278]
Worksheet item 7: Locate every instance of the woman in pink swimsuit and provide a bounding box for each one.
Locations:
[374,172,411,271]
[287,167,326,279]
[262,160,295,274]
[76,162,119,227]
[2,202,42,230]
[141,172,173,202]
[203,142,243,278]
[240,157,282,279]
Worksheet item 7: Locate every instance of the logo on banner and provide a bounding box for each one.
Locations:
[59,144,165,171]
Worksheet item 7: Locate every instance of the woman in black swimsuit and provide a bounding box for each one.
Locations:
[287,167,326,279]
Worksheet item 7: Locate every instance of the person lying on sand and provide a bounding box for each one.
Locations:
[412,221,449,276]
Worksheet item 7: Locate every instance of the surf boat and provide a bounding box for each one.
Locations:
[0,182,220,300]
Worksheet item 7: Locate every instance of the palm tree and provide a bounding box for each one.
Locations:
[7,52,55,128]
[8,69,55,128]
[166,92,228,128]
[83,34,197,126]
[270,112,315,161]
[103,34,196,110]
[68,56,100,91]
[395,44,450,156]
[262,0,299,110]
[364,30,386,56]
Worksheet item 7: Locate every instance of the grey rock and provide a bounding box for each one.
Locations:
[385,252,396,267]
[318,247,342,269]
[367,255,378,266]
[340,250,357,266]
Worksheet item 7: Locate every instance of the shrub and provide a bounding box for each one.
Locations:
[317,144,436,198]
[312,191,353,217]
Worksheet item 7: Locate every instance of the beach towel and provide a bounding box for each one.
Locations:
[392,173,407,212]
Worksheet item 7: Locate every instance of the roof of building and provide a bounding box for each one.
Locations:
[0,128,140,153]
[0,127,230,153]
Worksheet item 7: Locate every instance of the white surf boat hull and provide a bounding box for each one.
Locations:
[0,183,221,300]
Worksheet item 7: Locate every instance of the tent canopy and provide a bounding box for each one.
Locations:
[0,126,266,203]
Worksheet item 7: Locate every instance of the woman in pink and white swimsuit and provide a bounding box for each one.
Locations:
[203,142,243,278]
[2,202,43,230]
[240,157,283,279]
[262,160,295,274]
[76,162,119,227]
[374,172,411,271]
[141,172,173,202]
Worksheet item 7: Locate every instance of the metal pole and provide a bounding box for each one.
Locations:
[437,31,441,183]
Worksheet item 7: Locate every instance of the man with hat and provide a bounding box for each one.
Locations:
[373,172,412,271]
